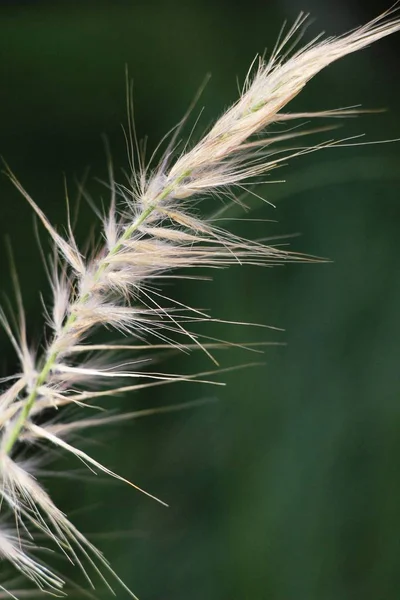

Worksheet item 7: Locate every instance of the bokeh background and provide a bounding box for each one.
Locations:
[0,0,400,598]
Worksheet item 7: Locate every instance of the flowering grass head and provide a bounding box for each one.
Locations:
[1,8,400,598]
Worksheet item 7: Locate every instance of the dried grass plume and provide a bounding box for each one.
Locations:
[1,7,400,598]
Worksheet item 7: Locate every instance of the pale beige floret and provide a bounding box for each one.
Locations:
[164,10,400,201]
[0,527,64,593]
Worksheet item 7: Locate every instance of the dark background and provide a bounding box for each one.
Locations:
[0,1,400,599]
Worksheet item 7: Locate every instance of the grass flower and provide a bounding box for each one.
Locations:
[1,7,400,598]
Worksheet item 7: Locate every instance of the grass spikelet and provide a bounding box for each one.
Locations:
[0,8,399,598]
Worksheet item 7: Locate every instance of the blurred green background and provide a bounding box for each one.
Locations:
[1,0,400,598]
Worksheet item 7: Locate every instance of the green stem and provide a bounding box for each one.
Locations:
[3,172,189,456]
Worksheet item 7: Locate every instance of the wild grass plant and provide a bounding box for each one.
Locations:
[0,8,399,598]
